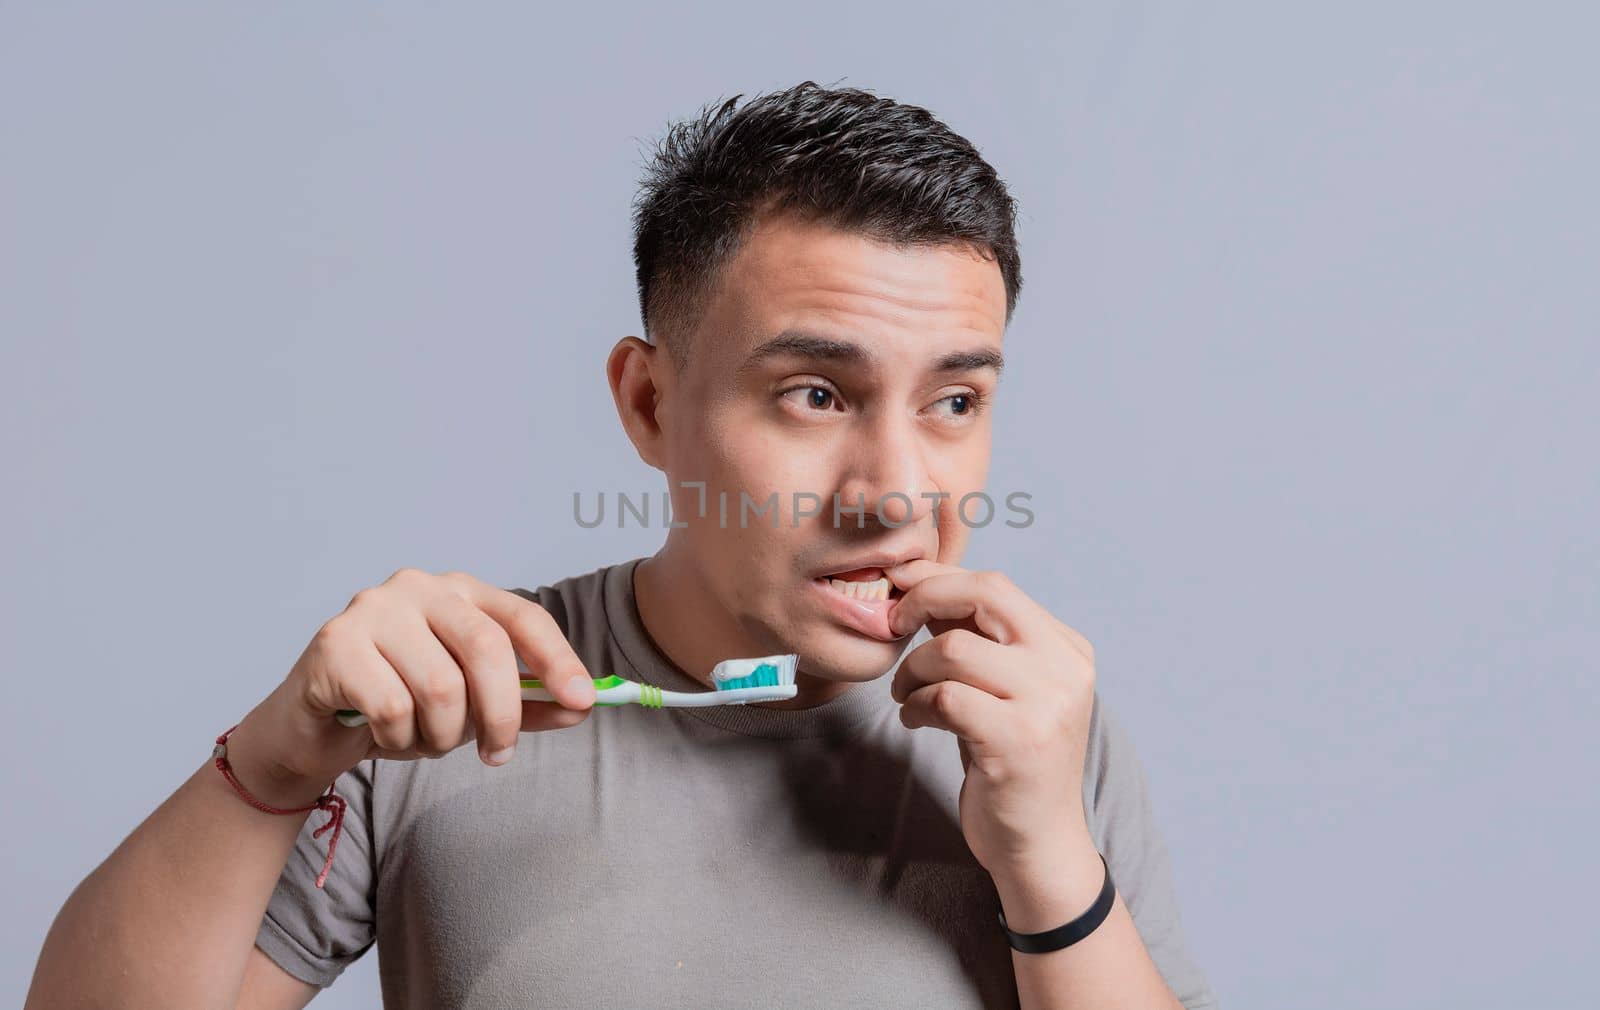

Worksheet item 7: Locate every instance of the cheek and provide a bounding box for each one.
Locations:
[662,408,758,498]
[719,432,828,512]
[952,427,994,488]
[679,425,808,571]
[935,499,972,563]
[929,449,990,560]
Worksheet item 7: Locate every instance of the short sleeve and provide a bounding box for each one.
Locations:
[253,759,379,987]
[1086,694,1221,1010]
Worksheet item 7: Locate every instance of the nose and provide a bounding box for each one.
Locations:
[834,413,937,529]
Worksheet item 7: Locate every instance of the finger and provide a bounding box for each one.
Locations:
[329,632,419,753]
[898,678,1008,746]
[518,701,592,733]
[423,588,525,764]
[884,561,987,640]
[890,628,1016,704]
[887,569,1029,643]
[885,558,965,587]
[471,586,596,712]
[889,562,1093,667]
[441,576,585,760]
[369,693,595,760]
[386,597,479,756]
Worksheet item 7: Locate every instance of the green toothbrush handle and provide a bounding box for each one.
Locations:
[520,675,632,706]
[334,675,630,727]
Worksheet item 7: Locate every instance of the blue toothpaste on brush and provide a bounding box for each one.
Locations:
[333,654,799,726]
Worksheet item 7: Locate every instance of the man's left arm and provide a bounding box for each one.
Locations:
[886,560,1209,1010]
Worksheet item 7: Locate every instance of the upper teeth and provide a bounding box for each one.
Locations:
[828,577,891,601]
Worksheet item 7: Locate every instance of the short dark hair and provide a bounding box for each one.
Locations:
[630,81,1023,366]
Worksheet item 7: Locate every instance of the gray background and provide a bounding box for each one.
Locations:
[3,2,1594,1007]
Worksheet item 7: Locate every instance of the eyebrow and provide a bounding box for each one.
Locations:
[740,329,1004,376]
[934,348,1005,374]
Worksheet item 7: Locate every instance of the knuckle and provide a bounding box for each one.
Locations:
[935,630,970,664]
[483,704,521,730]
[462,622,509,664]
[372,691,413,728]
[437,571,481,601]
[516,600,559,637]
[467,617,508,651]
[346,586,380,611]
[414,670,460,710]
[932,682,962,721]
[482,711,521,740]
[314,614,351,647]
[387,566,428,586]
[979,569,1010,590]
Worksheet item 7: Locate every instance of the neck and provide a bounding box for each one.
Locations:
[632,541,855,710]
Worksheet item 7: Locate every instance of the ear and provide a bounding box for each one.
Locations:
[606,336,669,470]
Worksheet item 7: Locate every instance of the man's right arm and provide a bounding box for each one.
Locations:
[24,568,599,1010]
[25,721,330,1010]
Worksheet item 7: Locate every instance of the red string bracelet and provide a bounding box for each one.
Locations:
[212,723,347,888]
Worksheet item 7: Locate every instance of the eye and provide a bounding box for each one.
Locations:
[930,390,985,419]
[781,384,840,411]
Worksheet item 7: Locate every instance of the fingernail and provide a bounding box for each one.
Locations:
[485,746,515,765]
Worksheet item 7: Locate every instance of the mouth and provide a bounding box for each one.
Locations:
[817,566,902,603]
[807,556,920,641]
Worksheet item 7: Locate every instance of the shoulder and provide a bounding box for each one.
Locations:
[503,557,648,667]
[505,557,638,637]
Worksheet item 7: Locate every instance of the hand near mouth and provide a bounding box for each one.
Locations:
[883,559,1102,902]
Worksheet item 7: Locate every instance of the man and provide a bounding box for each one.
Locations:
[28,81,1218,1009]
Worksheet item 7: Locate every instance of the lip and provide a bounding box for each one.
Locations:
[812,547,927,580]
[808,577,905,641]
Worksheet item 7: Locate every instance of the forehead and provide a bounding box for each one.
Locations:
[695,211,1008,360]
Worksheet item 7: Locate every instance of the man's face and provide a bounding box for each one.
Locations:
[654,211,1008,682]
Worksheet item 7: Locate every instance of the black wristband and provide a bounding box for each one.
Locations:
[997,851,1115,954]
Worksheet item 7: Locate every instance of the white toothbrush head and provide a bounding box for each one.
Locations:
[707,654,799,702]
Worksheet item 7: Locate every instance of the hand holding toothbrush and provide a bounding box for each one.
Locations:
[219,568,600,808]
[884,560,1106,924]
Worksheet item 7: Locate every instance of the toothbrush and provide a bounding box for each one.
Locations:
[333,654,798,727]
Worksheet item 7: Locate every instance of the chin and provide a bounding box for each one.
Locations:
[787,621,911,684]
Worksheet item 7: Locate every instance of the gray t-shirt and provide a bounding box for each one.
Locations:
[257,557,1218,1009]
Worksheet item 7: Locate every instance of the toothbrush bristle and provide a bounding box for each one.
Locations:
[710,654,798,691]
[716,662,779,691]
